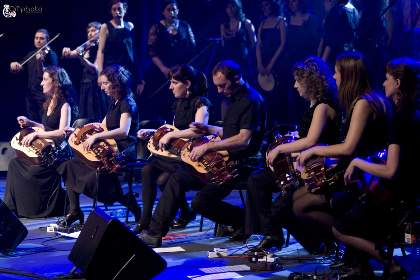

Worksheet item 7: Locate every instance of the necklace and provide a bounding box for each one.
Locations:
[164,19,179,46]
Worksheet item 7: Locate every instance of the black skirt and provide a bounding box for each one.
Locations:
[4,157,67,218]
[57,158,123,205]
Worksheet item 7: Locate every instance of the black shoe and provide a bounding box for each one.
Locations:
[58,211,84,227]
[229,227,245,241]
[386,266,408,280]
[253,235,285,251]
[330,258,355,271]
[133,223,148,234]
[340,268,375,280]
[138,228,162,248]
[171,213,196,229]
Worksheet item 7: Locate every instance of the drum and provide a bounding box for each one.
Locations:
[257,72,278,92]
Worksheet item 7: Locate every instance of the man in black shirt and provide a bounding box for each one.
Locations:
[138,60,266,247]
[10,29,58,122]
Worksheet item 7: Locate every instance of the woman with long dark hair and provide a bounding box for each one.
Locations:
[5,66,77,218]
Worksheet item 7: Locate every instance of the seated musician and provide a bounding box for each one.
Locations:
[138,60,266,247]
[4,66,77,218]
[134,64,212,234]
[245,57,343,253]
[332,58,420,279]
[57,64,141,227]
[295,52,391,267]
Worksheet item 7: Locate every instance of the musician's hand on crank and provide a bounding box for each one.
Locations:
[344,158,361,185]
[22,132,38,147]
[189,144,208,162]
[158,133,172,151]
[83,134,97,151]
[296,149,314,167]
[266,147,280,167]
[62,126,74,136]
[17,116,31,127]
[137,129,154,140]
[190,122,208,134]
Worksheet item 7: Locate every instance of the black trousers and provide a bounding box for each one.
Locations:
[245,167,324,254]
[149,167,245,236]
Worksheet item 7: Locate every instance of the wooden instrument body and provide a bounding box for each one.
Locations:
[69,123,120,173]
[301,156,343,194]
[10,127,56,166]
[266,135,300,194]
[147,124,233,185]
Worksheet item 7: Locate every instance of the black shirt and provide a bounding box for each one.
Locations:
[105,96,138,152]
[20,49,58,93]
[173,95,213,130]
[223,83,266,161]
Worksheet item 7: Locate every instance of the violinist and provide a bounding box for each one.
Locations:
[10,29,58,123]
[57,64,141,228]
[62,22,109,120]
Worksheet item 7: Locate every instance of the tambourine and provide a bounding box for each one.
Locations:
[257,72,278,92]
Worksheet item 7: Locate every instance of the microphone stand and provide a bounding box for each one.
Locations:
[148,39,221,99]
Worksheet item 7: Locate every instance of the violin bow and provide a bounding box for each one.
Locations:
[76,33,99,50]
[20,33,60,66]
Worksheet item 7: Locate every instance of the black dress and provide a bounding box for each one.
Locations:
[79,45,109,120]
[104,21,143,86]
[57,96,138,205]
[4,99,69,218]
[285,14,322,124]
[140,20,196,123]
[258,19,288,129]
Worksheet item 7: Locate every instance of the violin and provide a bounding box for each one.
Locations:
[20,33,60,66]
[77,37,99,56]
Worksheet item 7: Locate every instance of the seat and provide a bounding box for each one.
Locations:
[383,199,420,278]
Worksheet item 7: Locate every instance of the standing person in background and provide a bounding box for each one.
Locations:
[321,0,359,67]
[62,22,109,120]
[5,66,77,218]
[352,0,390,86]
[219,0,257,120]
[285,0,322,125]
[141,0,196,124]
[10,29,58,123]
[97,0,145,96]
[256,0,287,130]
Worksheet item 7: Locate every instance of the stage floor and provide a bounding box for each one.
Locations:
[0,176,417,280]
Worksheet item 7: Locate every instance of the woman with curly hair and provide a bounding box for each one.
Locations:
[5,66,78,218]
[245,57,343,253]
[57,64,141,227]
